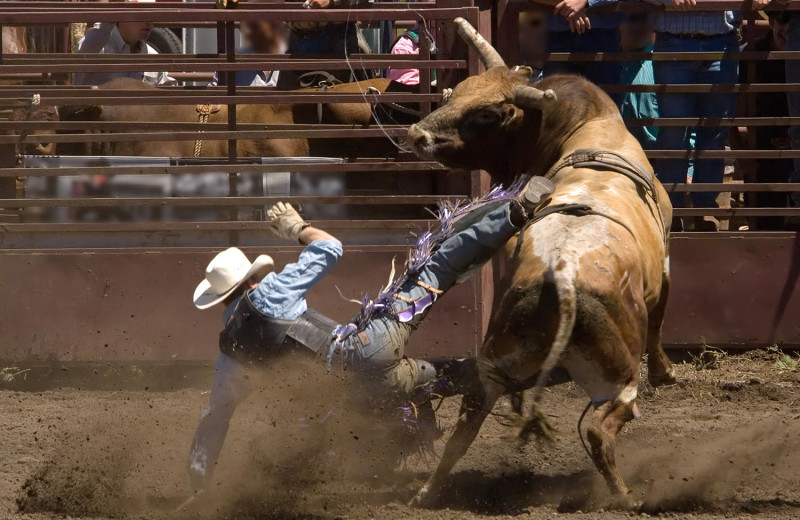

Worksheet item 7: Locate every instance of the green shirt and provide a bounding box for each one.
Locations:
[619,44,659,149]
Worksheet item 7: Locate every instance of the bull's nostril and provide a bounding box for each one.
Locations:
[408,125,432,147]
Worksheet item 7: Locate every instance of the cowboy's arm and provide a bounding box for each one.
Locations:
[298,226,339,246]
[249,239,343,317]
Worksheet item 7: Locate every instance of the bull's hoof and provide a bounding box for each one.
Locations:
[409,486,436,508]
[606,493,642,511]
[648,367,677,388]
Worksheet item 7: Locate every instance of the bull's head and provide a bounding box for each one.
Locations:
[407,18,557,179]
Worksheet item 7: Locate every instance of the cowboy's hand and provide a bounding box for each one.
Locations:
[267,202,308,242]
[752,0,771,8]
[555,0,589,21]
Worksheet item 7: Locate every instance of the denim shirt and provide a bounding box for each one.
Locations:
[252,239,342,320]
[222,240,343,324]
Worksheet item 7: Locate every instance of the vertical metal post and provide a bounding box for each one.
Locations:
[225,19,239,245]
[419,28,432,115]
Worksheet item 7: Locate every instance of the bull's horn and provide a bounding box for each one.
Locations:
[512,84,557,109]
[453,17,505,70]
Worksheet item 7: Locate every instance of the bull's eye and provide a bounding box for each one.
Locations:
[462,106,505,134]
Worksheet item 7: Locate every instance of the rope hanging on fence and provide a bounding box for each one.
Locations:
[194,104,213,158]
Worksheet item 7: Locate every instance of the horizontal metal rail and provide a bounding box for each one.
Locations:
[5,118,800,132]
[0,220,434,232]
[2,209,799,231]
[663,183,800,192]
[0,60,463,76]
[0,93,444,109]
[0,7,475,24]
[0,195,462,209]
[0,128,409,145]
[0,162,445,178]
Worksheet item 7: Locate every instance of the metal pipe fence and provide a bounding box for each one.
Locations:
[2,0,799,246]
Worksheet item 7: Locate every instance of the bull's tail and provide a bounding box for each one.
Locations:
[517,265,577,443]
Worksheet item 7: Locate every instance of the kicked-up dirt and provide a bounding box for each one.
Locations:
[2,349,800,520]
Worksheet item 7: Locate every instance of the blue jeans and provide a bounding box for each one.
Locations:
[187,353,251,491]
[653,32,739,208]
[785,16,800,206]
[545,29,621,88]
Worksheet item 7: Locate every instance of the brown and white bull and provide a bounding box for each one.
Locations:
[406,19,675,507]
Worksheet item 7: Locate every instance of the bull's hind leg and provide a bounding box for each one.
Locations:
[646,273,676,387]
[410,371,505,507]
[585,393,638,503]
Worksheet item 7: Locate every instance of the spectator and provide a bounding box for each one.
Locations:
[74,0,175,86]
[544,0,624,87]
[279,0,374,87]
[735,10,791,230]
[211,20,289,87]
[385,23,437,86]
[651,3,744,231]
[519,10,548,83]
[782,6,800,224]
[384,23,436,86]
[618,12,658,149]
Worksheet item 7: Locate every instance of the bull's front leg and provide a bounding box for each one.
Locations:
[646,273,676,387]
[410,377,503,507]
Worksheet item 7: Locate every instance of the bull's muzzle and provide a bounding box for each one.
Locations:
[407,124,433,150]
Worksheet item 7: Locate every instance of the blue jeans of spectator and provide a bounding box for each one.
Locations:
[545,29,621,89]
[654,32,738,208]
[785,15,800,206]
[340,202,518,391]
[187,352,251,491]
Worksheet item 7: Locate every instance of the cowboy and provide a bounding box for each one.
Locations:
[186,179,553,496]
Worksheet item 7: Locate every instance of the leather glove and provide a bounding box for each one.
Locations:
[267,202,308,242]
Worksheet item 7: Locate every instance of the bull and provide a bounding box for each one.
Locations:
[406,19,675,508]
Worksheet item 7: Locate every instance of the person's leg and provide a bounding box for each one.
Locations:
[187,353,251,492]
[691,34,738,208]
[787,15,800,207]
[653,34,697,208]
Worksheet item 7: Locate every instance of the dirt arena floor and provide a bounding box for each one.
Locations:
[2,349,800,520]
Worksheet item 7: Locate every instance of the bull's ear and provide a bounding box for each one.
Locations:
[512,66,534,82]
[503,104,526,131]
[59,104,103,121]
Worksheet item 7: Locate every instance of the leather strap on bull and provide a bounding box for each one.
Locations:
[219,292,338,364]
[544,148,667,243]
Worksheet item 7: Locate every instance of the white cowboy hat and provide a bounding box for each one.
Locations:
[193,247,274,310]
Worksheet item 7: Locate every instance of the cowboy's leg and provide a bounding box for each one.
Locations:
[402,202,519,305]
[339,316,437,395]
[187,353,251,492]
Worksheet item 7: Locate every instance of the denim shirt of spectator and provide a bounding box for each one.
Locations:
[247,239,343,321]
[548,0,627,32]
[619,44,658,149]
